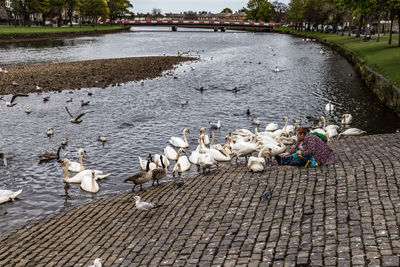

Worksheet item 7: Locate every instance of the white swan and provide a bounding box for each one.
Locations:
[164,145,178,160]
[169,128,190,148]
[232,141,263,163]
[320,117,338,138]
[138,156,156,171]
[0,189,22,204]
[61,159,110,183]
[247,147,268,172]
[265,123,278,132]
[80,170,99,193]
[341,114,353,125]
[198,143,218,173]
[172,149,191,176]
[209,120,221,129]
[68,149,87,173]
[154,154,170,168]
[189,145,201,165]
[339,128,366,137]
[325,100,334,112]
[199,128,210,146]
[282,117,295,134]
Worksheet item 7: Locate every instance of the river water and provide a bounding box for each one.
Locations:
[0,27,399,235]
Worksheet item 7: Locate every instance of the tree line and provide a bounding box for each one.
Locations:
[245,0,400,45]
[3,0,133,26]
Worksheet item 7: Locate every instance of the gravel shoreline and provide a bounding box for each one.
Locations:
[0,56,194,95]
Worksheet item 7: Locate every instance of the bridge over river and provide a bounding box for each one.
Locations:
[116,20,280,32]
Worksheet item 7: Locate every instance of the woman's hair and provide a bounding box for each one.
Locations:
[297,127,310,135]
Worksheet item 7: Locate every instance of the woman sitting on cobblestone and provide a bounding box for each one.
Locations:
[275,127,335,167]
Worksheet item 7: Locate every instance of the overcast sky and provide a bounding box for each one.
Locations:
[133,0,290,14]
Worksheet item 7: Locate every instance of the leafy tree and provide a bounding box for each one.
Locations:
[272,1,288,23]
[80,0,109,24]
[65,0,79,26]
[49,0,65,26]
[246,0,274,22]
[288,0,305,30]
[221,8,232,13]
[108,0,132,23]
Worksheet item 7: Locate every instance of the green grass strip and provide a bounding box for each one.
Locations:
[0,25,123,34]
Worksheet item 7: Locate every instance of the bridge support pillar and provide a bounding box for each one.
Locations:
[220,27,226,32]
[172,26,177,31]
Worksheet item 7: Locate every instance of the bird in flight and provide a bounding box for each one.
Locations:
[0,94,28,107]
[65,106,89,124]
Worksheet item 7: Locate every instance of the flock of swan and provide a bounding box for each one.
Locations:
[121,108,367,193]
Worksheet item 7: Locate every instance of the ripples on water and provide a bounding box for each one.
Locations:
[0,27,399,235]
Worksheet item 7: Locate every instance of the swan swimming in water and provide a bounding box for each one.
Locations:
[339,128,366,137]
[169,128,190,148]
[80,170,99,193]
[67,149,87,173]
[61,159,110,183]
[341,114,353,125]
[325,100,334,112]
[0,189,22,204]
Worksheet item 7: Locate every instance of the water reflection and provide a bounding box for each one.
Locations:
[0,27,399,235]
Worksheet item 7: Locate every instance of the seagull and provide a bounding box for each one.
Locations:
[88,258,103,267]
[47,128,54,137]
[98,136,107,144]
[260,186,273,200]
[209,120,221,129]
[320,49,324,54]
[176,180,184,187]
[66,97,72,102]
[42,95,50,102]
[0,152,7,167]
[65,106,89,124]
[0,94,28,107]
[81,100,90,106]
[195,86,205,92]
[25,106,32,114]
[181,100,188,106]
[36,85,42,90]
[134,196,159,211]
[87,90,93,96]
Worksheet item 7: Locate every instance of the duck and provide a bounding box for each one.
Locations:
[181,100,188,106]
[39,146,63,164]
[325,100,334,112]
[247,147,268,172]
[209,120,221,129]
[61,137,68,146]
[252,117,260,125]
[47,128,54,137]
[274,66,279,72]
[42,95,50,102]
[169,128,190,148]
[265,122,278,132]
[151,156,168,186]
[341,114,353,125]
[67,149,87,173]
[81,100,90,106]
[61,159,110,183]
[172,149,191,176]
[98,136,107,144]
[138,155,156,171]
[87,90,93,96]
[0,189,22,204]
[80,170,99,193]
[66,97,72,103]
[124,160,153,191]
[338,128,366,137]
[25,106,31,114]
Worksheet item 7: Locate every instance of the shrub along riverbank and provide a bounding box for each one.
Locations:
[274,27,400,116]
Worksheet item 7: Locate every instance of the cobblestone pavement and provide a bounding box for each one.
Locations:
[1,134,400,266]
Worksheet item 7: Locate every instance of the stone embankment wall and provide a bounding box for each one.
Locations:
[274,29,400,117]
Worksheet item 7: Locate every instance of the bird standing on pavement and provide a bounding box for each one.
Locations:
[176,180,184,187]
[88,258,102,267]
[134,196,159,210]
[260,186,273,200]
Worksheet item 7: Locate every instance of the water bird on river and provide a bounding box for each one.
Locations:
[39,146,63,164]
[87,90,93,96]
[274,66,280,72]
[98,135,107,144]
[125,161,153,192]
[151,156,168,186]
[80,170,99,193]
[306,116,322,128]
[320,49,324,54]
[246,109,251,116]
[47,128,54,137]
[25,106,31,114]
[0,94,28,107]
[341,114,353,125]
[181,100,188,106]
[81,100,90,106]
[0,152,7,167]
[209,120,221,129]
[61,137,68,146]
[195,86,205,92]
[0,189,22,204]
[65,106,89,124]
[325,100,334,112]
[35,85,42,91]
[42,95,50,102]
[66,97,72,102]
[252,117,260,125]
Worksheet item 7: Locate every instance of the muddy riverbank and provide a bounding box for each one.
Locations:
[0,56,194,95]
